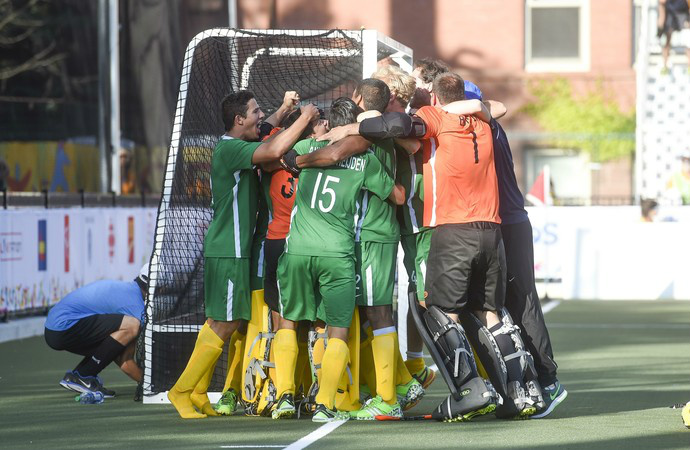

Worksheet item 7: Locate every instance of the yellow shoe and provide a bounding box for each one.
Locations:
[682,401,690,429]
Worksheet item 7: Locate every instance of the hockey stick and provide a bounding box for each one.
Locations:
[374,414,433,421]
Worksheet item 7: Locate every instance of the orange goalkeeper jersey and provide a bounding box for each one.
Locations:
[415,106,500,227]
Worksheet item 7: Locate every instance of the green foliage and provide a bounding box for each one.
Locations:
[522,78,636,162]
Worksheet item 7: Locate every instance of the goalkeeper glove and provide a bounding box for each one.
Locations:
[280,149,301,176]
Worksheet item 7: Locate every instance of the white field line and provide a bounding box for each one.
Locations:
[282,419,348,450]
[547,322,690,330]
[541,299,561,315]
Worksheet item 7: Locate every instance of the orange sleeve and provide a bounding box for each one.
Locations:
[415,106,442,140]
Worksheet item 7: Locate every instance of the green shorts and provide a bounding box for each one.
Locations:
[250,237,265,292]
[277,253,356,328]
[355,241,397,307]
[400,228,433,302]
[204,257,252,321]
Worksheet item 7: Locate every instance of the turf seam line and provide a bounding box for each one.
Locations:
[541,300,561,315]
[282,419,348,450]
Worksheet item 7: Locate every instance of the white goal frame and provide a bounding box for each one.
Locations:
[143,28,412,404]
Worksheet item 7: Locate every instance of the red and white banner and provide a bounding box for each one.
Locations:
[0,208,156,315]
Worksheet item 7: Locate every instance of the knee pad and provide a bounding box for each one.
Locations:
[460,308,545,417]
[242,293,276,416]
[408,292,485,401]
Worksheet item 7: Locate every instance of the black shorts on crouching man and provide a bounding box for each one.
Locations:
[45,314,125,356]
[425,222,506,313]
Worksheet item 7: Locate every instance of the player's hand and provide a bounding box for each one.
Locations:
[279,149,301,176]
[316,123,357,143]
[389,183,406,205]
[282,91,300,111]
[299,103,320,122]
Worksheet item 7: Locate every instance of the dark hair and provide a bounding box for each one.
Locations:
[221,90,255,131]
[329,97,363,128]
[414,58,450,84]
[640,198,658,219]
[353,78,390,113]
[433,72,466,105]
[282,109,316,141]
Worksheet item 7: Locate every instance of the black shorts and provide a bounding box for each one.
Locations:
[425,222,506,313]
[264,238,286,312]
[44,314,124,356]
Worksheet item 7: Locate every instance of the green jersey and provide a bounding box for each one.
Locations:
[395,143,426,235]
[355,139,399,243]
[285,138,395,258]
[204,136,261,258]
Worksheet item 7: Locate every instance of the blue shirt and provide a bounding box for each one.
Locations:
[491,119,529,225]
[45,280,145,331]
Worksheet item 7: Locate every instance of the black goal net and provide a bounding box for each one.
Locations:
[140,29,364,398]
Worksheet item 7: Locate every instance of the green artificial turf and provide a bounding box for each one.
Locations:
[0,300,688,450]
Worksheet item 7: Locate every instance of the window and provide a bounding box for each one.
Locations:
[525,0,590,72]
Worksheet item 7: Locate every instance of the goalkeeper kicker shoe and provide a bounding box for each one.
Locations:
[532,381,567,419]
[350,395,403,420]
[396,378,424,411]
[312,403,350,423]
[272,393,296,419]
[431,377,498,422]
[214,389,239,415]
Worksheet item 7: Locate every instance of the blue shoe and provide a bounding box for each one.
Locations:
[532,381,567,418]
[60,371,115,398]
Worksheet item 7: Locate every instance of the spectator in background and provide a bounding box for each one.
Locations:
[0,157,8,191]
[120,148,136,194]
[640,198,659,222]
[657,0,690,74]
[666,150,690,204]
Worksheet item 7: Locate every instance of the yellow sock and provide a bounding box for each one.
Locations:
[312,328,326,381]
[394,334,412,386]
[405,357,426,376]
[294,340,309,393]
[222,332,246,393]
[315,338,349,410]
[371,331,396,404]
[168,322,224,419]
[274,329,298,397]
[359,335,377,395]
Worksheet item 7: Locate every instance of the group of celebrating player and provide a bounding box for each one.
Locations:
[167,58,568,423]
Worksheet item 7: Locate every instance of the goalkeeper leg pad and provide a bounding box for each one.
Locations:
[242,290,276,415]
[460,309,544,418]
[408,292,484,400]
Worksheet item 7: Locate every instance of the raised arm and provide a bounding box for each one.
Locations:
[264,91,300,127]
[252,104,319,164]
[317,112,427,143]
[441,99,491,122]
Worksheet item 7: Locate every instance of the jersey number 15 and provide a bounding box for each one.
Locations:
[310,173,340,213]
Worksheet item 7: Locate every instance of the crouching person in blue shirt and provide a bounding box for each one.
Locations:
[44,266,148,397]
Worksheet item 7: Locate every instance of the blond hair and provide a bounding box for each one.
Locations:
[372,65,416,108]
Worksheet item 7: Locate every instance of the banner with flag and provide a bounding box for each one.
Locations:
[526,165,552,206]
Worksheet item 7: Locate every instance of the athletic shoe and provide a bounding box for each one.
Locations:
[214,389,239,415]
[312,403,350,423]
[350,395,403,420]
[411,366,437,389]
[396,378,424,411]
[532,381,567,419]
[359,384,372,404]
[271,393,296,419]
[60,371,115,398]
[682,401,690,428]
